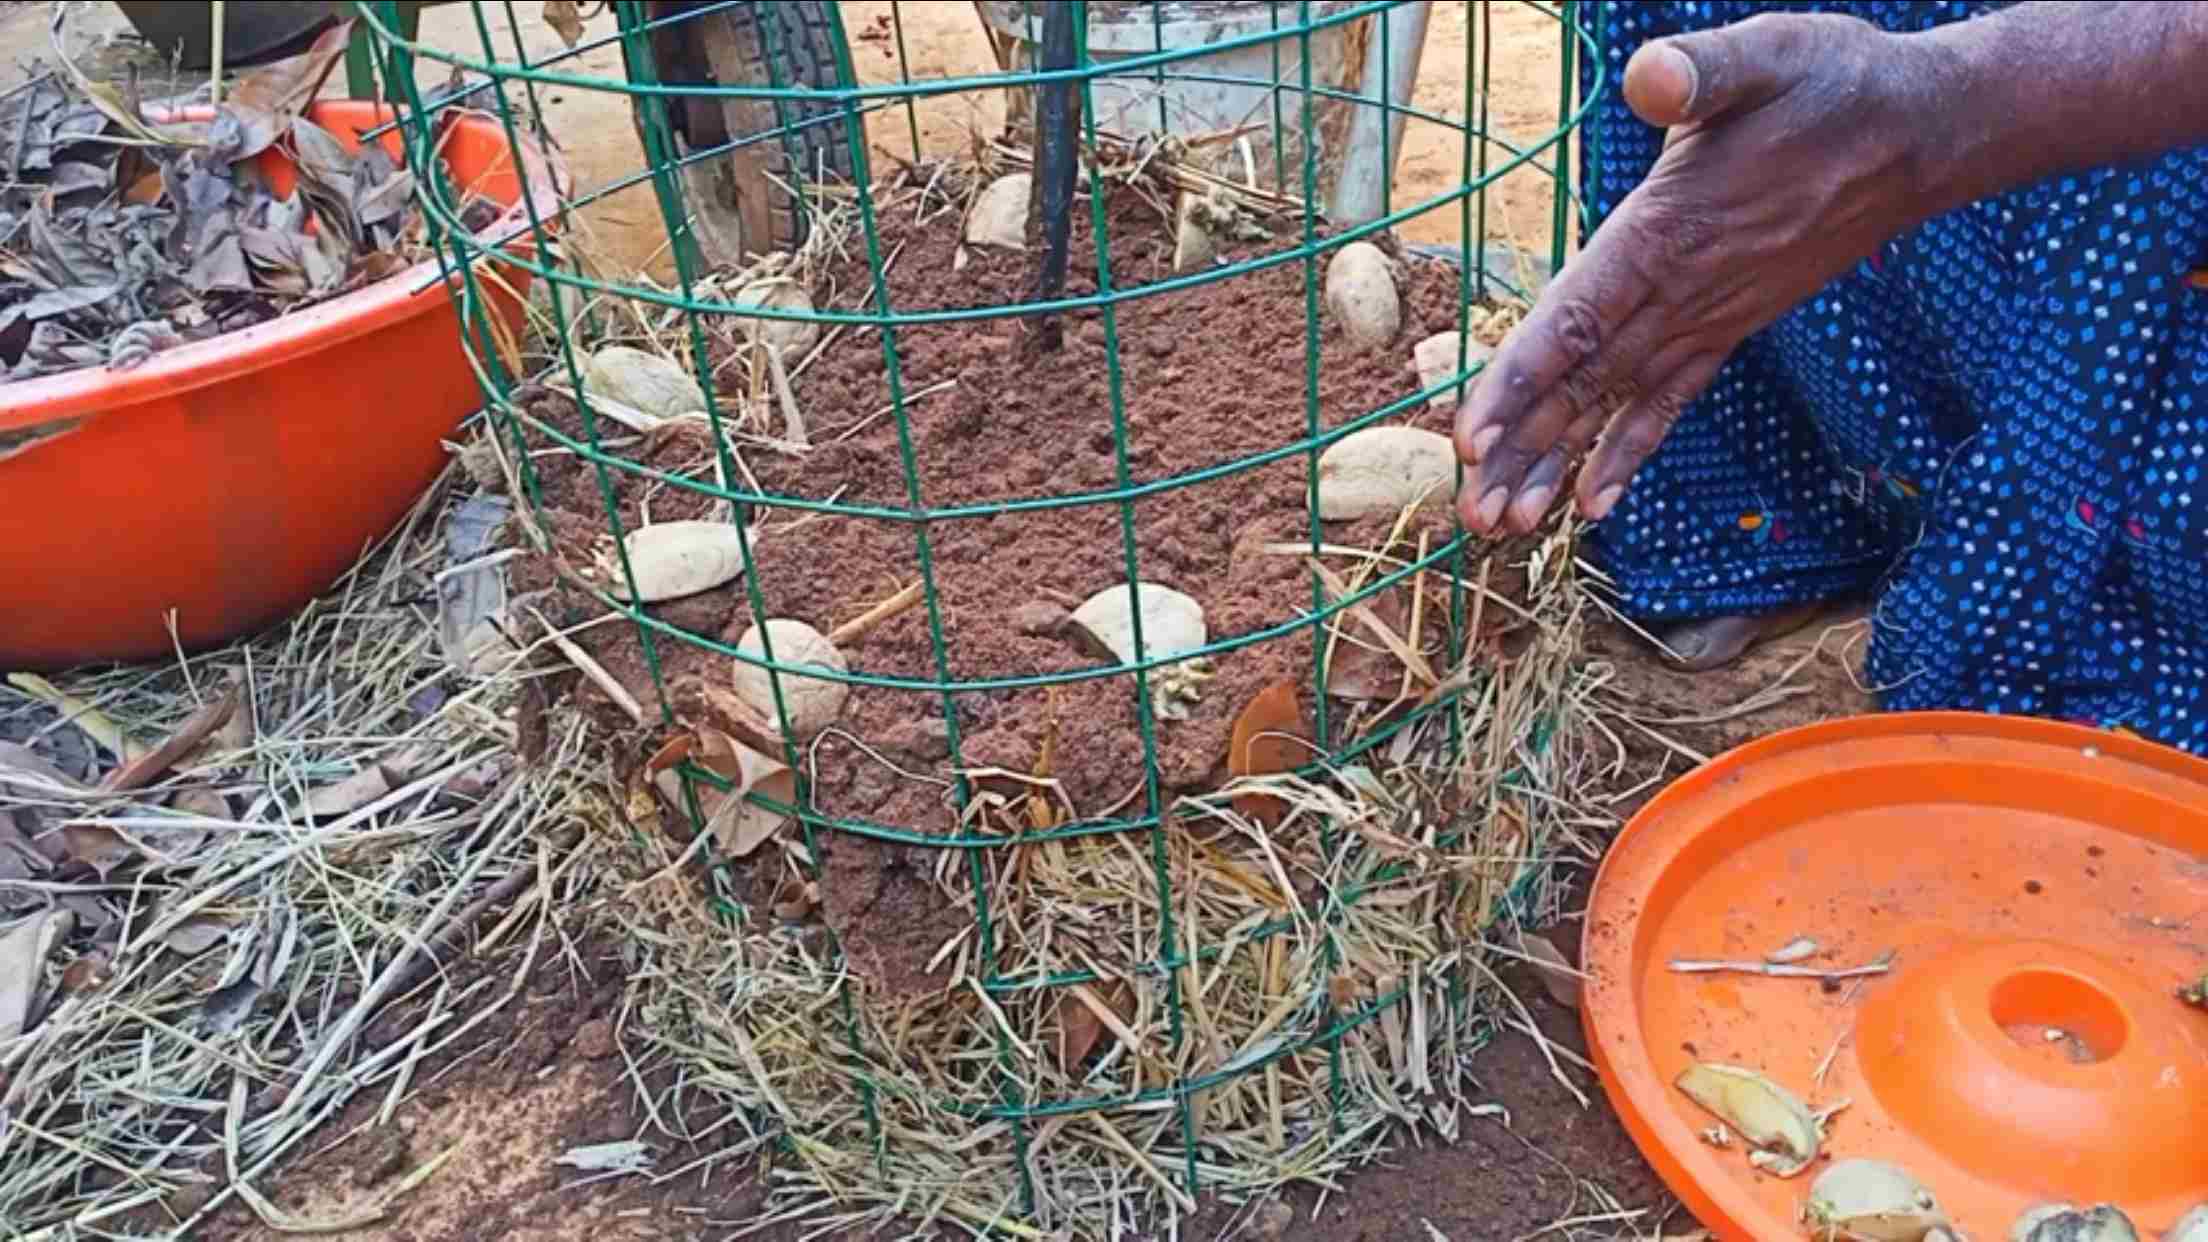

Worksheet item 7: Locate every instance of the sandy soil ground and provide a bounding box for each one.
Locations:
[0,3,1879,1238]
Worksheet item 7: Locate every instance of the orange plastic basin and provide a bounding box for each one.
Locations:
[1582,712,2208,1240]
[0,101,539,669]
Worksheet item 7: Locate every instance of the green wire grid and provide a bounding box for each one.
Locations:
[358,0,1603,1215]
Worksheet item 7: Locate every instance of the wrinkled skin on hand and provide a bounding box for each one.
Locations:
[1453,11,1950,537]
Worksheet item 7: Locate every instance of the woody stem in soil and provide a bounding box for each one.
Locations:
[1023,1,1081,354]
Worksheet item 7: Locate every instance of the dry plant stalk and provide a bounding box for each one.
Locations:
[0,465,589,1238]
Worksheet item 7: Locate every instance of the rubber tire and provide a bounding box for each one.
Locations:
[635,1,858,268]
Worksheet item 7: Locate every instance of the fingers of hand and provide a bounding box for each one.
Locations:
[1458,298,1675,535]
[1632,11,1819,129]
[1504,449,1570,537]
[1577,350,1727,519]
[1453,231,1652,471]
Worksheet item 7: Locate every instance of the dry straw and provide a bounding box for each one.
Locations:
[0,469,592,1238]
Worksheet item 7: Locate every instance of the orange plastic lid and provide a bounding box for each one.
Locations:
[1581,712,2208,1240]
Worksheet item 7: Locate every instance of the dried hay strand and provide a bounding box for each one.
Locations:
[0,466,594,1238]
[589,514,1604,1239]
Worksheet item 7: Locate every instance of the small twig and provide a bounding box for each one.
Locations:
[368,824,586,1014]
[829,580,922,647]
[528,606,646,725]
[209,1,227,106]
[761,343,809,449]
[1668,949,1896,981]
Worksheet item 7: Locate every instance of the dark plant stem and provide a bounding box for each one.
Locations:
[1023,1,1080,354]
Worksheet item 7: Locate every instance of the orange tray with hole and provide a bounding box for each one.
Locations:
[0,101,540,670]
[1581,712,2208,1241]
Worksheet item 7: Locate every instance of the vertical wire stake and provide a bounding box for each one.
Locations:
[1023,1,1080,354]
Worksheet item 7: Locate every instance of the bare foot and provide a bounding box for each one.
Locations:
[1659,603,1829,672]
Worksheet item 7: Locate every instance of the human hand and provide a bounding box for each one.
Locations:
[1453,11,1953,537]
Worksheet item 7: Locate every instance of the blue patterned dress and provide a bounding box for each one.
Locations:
[1577,0,2208,753]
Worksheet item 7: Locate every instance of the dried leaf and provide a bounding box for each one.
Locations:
[436,493,512,673]
[27,200,115,289]
[303,763,396,817]
[287,117,354,190]
[0,908,74,1040]
[47,159,111,199]
[542,0,588,48]
[1515,928,1582,1010]
[198,976,261,1035]
[185,232,253,294]
[1325,585,1409,700]
[1802,1158,1950,1242]
[60,949,111,995]
[692,730,795,858]
[0,812,49,881]
[214,22,355,163]
[239,227,308,293]
[0,283,120,336]
[102,682,241,793]
[163,915,231,957]
[1055,980,1132,1073]
[553,1140,652,1173]
[59,823,136,877]
[170,788,231,820]
[644,735,694,776]
[0,740,87,792]
[1228,680,1305,829]
[354,168,415,228]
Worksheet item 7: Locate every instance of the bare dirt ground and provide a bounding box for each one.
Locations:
[0,3,1876,1238]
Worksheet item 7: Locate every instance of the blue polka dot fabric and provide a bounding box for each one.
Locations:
[1576,0,2208,752]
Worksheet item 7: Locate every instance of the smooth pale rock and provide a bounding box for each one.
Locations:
[965,173,1031,250]
[1315,425,1457,521]
[732,619,849,737]
[607,519,750,603]
[1412,330,1494,409]
[584,345,705,420]
[1069,583,1207,666]
[732,278,820,360]
[1324,241,1400,348]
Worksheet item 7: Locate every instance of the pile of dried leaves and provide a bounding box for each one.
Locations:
[1,18,433,383]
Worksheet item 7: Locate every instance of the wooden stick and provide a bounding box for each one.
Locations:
[529,607,646,725]
[1667,949,1896,981]
[100,679,241,793]
[762,341,809,448]
[829,580,922,646]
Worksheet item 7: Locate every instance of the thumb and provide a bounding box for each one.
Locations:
[1622,16,1804,130]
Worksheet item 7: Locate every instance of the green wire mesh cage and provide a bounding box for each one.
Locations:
[362,0,1603,1228]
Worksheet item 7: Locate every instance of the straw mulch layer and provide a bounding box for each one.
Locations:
[0,473,599,1238]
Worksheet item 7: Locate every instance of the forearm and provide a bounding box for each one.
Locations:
[1910,1,2208,214]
